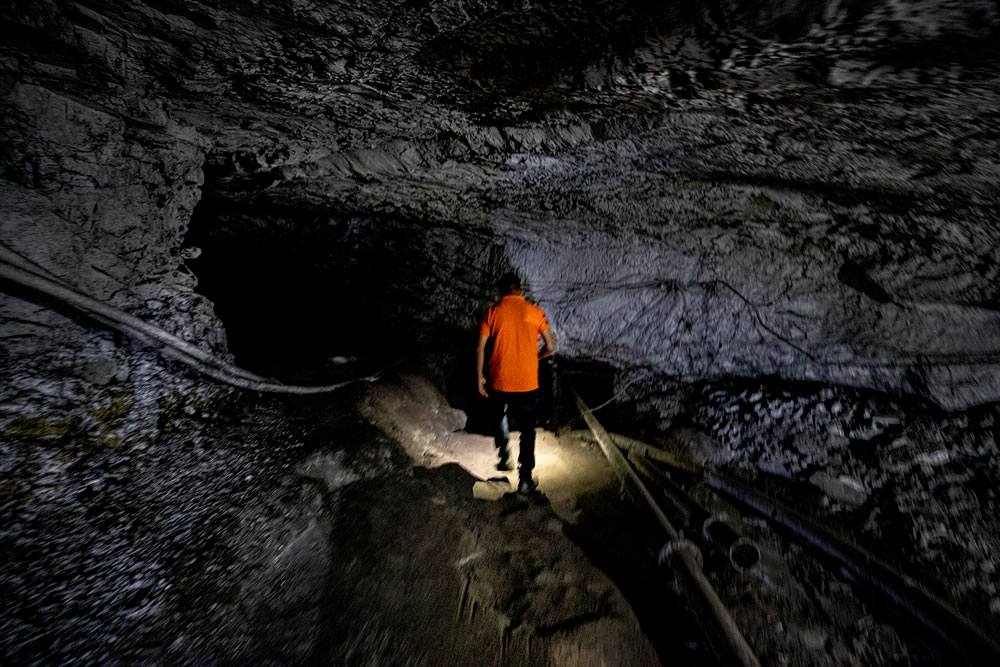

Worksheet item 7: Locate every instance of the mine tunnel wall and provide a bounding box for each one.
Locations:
[1,0,999,662]
[0,82,231,448]
[2,0,999,438]
[6,151,1000,452]
[498,217,1000,412]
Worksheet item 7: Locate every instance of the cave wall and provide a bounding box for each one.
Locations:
[0,6,240,659]
[1,2,229,448]
[1,0,997,433]
[182,0,999,410]
[0,0,996,507]
[502,213,1000,411]
[1,0,999,658]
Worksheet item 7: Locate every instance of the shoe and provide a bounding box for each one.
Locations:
[497,457,512,472]
[517,477,537,494]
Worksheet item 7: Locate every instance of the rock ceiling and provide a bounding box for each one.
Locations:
[2,0,999,408]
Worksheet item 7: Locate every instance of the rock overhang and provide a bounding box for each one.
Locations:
[2,0,1000,409]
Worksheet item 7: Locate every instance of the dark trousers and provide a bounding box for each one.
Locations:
[489,390,538,476]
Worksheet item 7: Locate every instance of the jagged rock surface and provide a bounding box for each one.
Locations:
[1,1,1000,662]
[643,380,1000,639]
[3,0,1000,415]
[0,384,408,664]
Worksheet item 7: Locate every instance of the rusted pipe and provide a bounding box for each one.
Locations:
[573,389,761,667]
[707,472,1000,666]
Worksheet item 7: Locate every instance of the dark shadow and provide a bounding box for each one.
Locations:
[558,484,716,664]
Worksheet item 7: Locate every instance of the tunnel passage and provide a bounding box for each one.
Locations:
[184,192,513,395]
[185,200,366,381]
[4,0,1000,662]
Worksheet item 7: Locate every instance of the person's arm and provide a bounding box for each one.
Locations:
[476,334,489,397]
[539,329,556,360]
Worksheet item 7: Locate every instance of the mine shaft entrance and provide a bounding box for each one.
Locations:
[184,197,390,384]
[182,192,508,401]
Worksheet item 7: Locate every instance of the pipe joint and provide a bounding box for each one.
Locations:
[659,538,703,569]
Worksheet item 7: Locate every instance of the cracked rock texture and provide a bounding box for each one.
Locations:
[3,0,1000,418]
[647,379,1000,641]
[1,0,999,662]
[0,384,407,664]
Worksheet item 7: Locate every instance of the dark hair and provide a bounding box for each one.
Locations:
[497,272,521,294]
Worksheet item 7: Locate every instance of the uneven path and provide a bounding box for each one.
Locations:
[321,461,666,665]
[1,368,672,664]
[340,373,699,664]
[9,367,994,664]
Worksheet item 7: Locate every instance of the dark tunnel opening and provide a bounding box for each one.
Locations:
[183,189,628,434]
[184,198,377,383]
[182,192,514,411]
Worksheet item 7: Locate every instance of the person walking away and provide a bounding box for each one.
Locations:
[476,273,556,494]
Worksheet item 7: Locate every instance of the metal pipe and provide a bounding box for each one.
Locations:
[0,245,379,394]
[702,516,760,571]
[627,448,696,527]
[575,391,677,540]
[660,542,760,667]
[627,449,759,570]
[612,432,699,474]
[572,389,761,667]
[707,472,1000,666]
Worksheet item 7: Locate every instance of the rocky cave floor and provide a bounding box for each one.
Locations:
[3,367,999,665]
[631,375,1000,662]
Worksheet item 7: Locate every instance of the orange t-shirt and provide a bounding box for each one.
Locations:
[479,295,550,392]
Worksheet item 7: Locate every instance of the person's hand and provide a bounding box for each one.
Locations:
[478,375,489,398]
